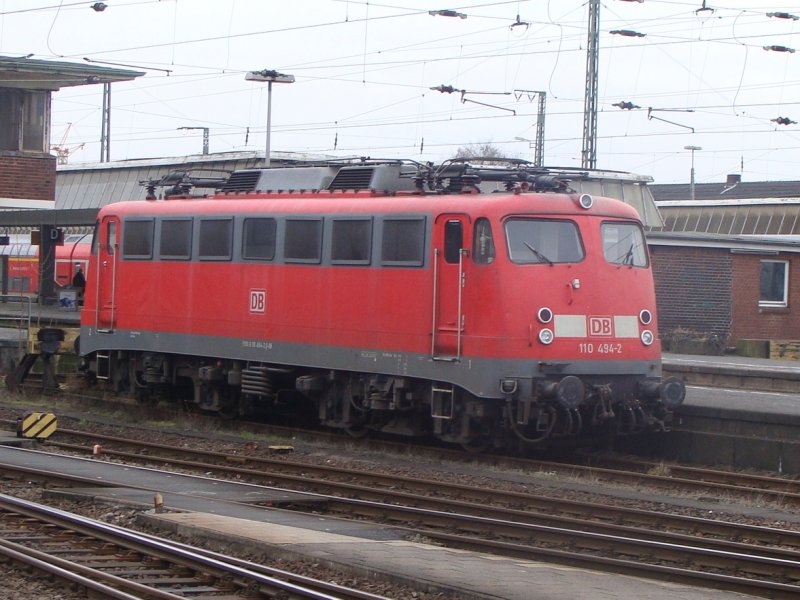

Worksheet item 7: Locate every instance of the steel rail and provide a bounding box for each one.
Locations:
[578,452,800,494]
[0,538,157,600]
[0,493,385,600]
[2,442,799,598]
[44,432,800,553]
[3,442,800,594]
[41,423,800,505]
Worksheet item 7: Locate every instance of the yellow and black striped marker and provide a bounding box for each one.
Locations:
[17,412,57,440]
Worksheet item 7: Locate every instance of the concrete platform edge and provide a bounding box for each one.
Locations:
[138,512,492,600]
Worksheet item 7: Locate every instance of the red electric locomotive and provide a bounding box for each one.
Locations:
[78,159,684,449]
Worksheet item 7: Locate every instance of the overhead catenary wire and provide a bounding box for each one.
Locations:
[7,0,798,180]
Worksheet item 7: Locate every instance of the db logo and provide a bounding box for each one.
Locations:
[249,289,267,313]
[589,316,613,337]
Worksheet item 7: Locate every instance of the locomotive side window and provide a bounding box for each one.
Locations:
[444,220,463,264]
[242,218,276,260]
[122,219,153,259]
[199,218,233,260]
[285,218,322,263]
[332,218,371,264]
[601,222,648,267]
[473,218,495,264]
[159,219,192,260]
[381,218,425,266]
[505,219,584,264]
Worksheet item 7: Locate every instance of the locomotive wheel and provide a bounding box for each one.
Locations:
[460,436,489,454]
[134,382,160,407]
[345,424,369,438]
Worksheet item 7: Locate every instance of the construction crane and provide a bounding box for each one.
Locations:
[51,123,85,165]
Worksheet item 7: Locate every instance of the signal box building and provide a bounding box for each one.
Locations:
[650,177,800,357]
[0,55,141,300]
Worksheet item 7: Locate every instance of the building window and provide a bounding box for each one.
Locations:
[0,89,50,154]
[22,91,47,152]
[760,260,789,307]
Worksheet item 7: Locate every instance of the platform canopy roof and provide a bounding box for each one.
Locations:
[0,55,143,91]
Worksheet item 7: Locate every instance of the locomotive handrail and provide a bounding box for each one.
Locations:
[430,249,439,358]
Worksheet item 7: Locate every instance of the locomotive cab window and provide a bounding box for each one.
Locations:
[505,218,584,264]
[242,218,277,261]
[381,218,425,266]
[159,219,192,260]
[199,218,233,260]
[473,218,495,264]
[285,218,322,263]
[332,218,371,264]
[602,222,648,267]
[122,219,154,259]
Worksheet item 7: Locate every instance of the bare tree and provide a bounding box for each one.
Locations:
[454,142,506,160]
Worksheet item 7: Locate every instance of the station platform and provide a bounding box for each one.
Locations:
[0,298,81,327]
[0,299,798,390]
[663,352,800,393]
[0,444,752,600]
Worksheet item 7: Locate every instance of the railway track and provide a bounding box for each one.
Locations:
[3,404,798,504]
[44,424,800,509]
[9,428,800,598]
[0,492,388,600]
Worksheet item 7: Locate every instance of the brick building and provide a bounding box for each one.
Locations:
[650,178,800,355]
[0,56,141,300]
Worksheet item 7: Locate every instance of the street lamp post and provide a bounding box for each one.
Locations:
[684,145,702,201]
[245,69,295,167]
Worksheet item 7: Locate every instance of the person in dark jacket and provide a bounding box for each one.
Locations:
[72,264,85,305]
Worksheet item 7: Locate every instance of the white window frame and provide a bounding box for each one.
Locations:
[759,260,789,308]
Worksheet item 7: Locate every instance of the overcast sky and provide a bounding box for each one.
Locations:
[3,0,800,184]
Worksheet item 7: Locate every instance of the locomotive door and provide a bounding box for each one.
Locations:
[95,215,119,332]
[432,214,470,359]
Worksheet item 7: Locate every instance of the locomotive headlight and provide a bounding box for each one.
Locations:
[639,309,653,325]
[537,307,553,324]
[578,193,594,209]
[640,329,654,346]
[539,328,554,345]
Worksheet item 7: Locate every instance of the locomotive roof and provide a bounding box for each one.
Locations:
[136,158,662,227]
[102,188,644,222]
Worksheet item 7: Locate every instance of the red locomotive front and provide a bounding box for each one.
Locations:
[78,160,684,450]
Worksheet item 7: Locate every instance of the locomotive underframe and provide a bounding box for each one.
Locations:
[81,346,676,449]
